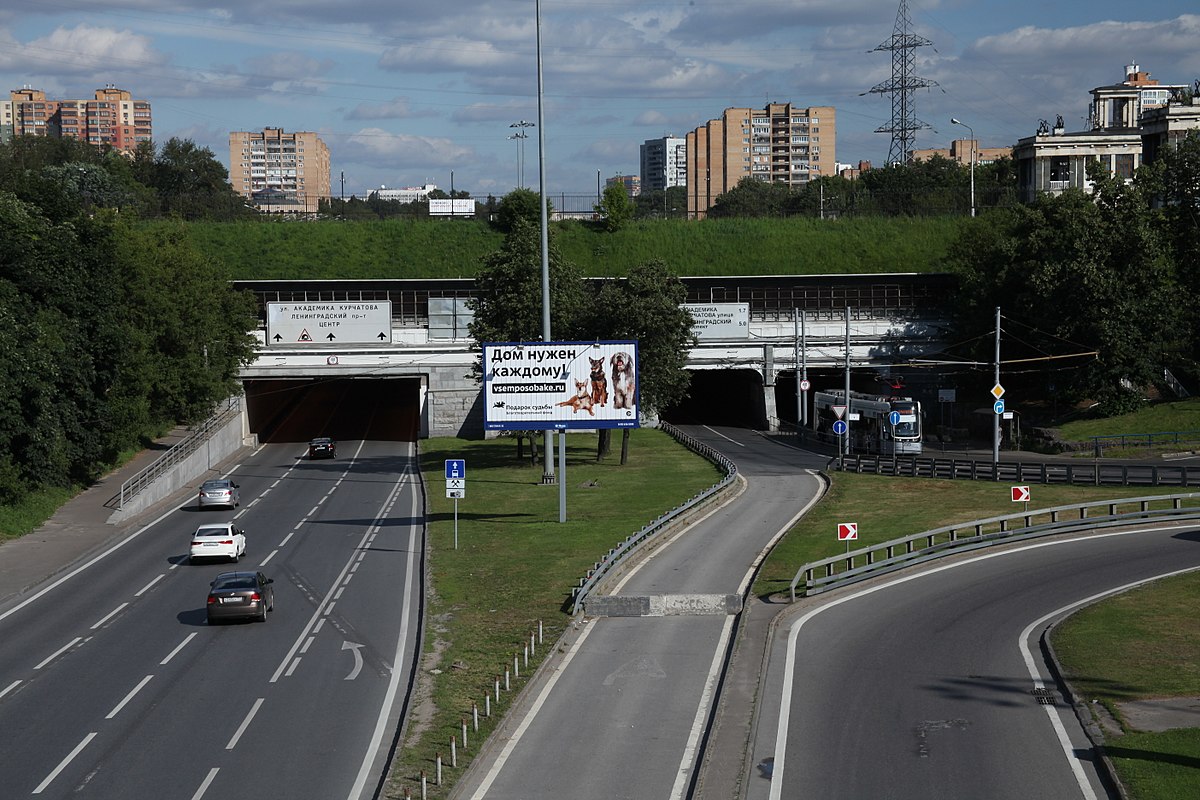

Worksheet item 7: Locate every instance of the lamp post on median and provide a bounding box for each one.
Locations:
[950,117,976,217]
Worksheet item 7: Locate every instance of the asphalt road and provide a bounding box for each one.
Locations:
[0,439,424,800]
[453,426,831,800]
[752,521,1200,800]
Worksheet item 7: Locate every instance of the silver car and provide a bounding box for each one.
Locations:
[197,479,240,510]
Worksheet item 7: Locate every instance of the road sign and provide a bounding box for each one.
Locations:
[1011,485,1030,502]
[837,522,858,541]
[832,405,847,420]
[446,478,464,490]
[993,399,1005,415]
[888,410,902,426]
[445,459,466,480]
[799,379,811,391]
[266,301,392,346]
[991,383,1005,399]
[447,488,465,499]
[832,420,848,436]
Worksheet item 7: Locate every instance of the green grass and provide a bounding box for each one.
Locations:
[0,485,80,541]
[385,429,723,799]
[173,216,968,280]
[1057,398,1200,442]
[1104,729,1200,800]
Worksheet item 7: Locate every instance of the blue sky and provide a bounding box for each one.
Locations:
[0,1,1196,199]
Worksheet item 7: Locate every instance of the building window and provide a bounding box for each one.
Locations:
[1049,156,1070,183]
[1114,153,1135,179]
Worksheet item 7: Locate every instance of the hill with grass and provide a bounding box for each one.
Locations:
[176,216,971,280]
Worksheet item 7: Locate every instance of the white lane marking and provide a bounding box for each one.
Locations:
[468,620,598,800]
[670,615,735,799]
[767,523,1200,800]
[190,767,220,800]
[300,637,316,654]
[347,444,422,800]
[701,425,746,446]
[34,637,82,670]
[32,732,96,794]
[312,618,326,634]
[90,602,129,630]
[334,586,346,600]
[106,674,153,719]
[309,506,320,516]
[1017,567,1200,800]
[342,641,364,681]
[0,679,20,700]
[279,531,296,546]
[259,549,278,567]
[161,633,197,665]
[286,658,301,677]
[225,698,264,750]
[134,574,165,597]
[324,602,337,616]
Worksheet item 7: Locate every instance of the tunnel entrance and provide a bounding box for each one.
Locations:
[244,377,423,443]
[661,369,767,428]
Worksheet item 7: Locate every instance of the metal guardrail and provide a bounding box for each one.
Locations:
[837,454,1200,487]
[569,422,738,616]
[1090,429,1200,451]
[118,397,242,509]
[789,492,1200,600]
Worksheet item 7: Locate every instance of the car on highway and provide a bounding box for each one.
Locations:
[206,571,274,624]
[197,478,240,509]
[190,522,247,563]
[308,437,337,459]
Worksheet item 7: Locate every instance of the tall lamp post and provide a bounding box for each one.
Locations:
[950,117,976,217]
[510,120,534,189]
[534,0,554,485]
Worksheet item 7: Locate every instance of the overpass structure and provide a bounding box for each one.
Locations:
[235,274,955,438]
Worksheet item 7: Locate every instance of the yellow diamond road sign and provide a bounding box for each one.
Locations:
[991,383,1005,399]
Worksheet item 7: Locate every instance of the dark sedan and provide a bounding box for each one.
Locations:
[206,571,275,624]
[308,437,336,459]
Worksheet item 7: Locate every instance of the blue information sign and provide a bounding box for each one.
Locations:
[832,420,848,436]
[445,459,466,480]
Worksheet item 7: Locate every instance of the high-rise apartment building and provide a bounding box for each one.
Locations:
[640,136,687,192]
[2,85,151,153]
[686,103,835,219]
[228,128,331,211]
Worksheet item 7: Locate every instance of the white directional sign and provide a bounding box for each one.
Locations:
[682,303,750,340]
[266,301,392,346]
[447,488,465,499]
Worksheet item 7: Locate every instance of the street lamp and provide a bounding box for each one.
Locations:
[510,120,534,190]
[950,117,976,217]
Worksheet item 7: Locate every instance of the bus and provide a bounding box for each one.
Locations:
[813,389,923,455]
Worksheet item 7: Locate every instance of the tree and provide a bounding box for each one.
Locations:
[581,260,695,463]
[595,184,635,232]
[708,177,792,218]
[493,188,552,233]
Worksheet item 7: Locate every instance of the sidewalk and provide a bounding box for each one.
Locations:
[0,426,216,610]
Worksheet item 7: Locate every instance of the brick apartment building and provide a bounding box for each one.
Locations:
[228,128,331,212]
[1,85,152,153]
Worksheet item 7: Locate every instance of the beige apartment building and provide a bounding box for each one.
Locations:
[229,128,331,212]
[686,103,835,219]
[2,85,151,153]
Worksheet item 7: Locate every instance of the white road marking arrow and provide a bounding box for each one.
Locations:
[342,641,364,681]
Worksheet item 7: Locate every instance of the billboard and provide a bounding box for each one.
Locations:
[429,198,477,216]
[483,341,640,431]
[682,303,749,339]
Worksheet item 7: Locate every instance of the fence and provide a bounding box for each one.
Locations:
[836,453,1200,488]
[118,397,242,509]
[1090,430,1200,454]
[790,492,1200,600]
[569,422,738,615]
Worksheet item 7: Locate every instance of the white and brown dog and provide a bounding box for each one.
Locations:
[610,351,636,410]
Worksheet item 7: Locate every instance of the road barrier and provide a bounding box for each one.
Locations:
[836,453,1200,487]
[789,492,1200,600]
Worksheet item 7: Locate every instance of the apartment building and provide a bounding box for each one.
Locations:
[606,174,641,197]
[912,139,1011,166]
[686,103,835,219]
[228,128,331,212]
[2,85,151,153]
[640,136,687,192]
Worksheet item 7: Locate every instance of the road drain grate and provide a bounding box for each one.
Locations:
[1032,687,1056,705]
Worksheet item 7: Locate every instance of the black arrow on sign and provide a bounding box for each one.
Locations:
[326,333,336,341]
[273,333,283,342]
[377,332,387,340]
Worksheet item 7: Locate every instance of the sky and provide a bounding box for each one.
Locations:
[0,1,1197,200]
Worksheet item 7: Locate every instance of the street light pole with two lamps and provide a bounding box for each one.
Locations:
[510,120,534,190]
[950,117,976,217]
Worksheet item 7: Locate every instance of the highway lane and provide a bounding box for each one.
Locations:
[0,438,423,799]
[754,522,1200,800]
[457,426,830,800]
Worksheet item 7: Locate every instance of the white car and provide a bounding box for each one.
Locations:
[190,523,247,563]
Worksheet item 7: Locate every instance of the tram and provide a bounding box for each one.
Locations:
[813,389,924,455]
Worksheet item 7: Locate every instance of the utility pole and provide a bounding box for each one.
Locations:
[993,306,1001,464]
[843,306,851,465]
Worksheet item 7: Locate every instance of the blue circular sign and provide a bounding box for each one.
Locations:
[888,410,901,426]
[832,420,848,435]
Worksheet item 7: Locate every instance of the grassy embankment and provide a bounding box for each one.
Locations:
[179,215,969,278]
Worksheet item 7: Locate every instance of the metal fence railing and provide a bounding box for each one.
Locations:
[789,492,1200,600]
[569,423,738,615]
[836,454,1200,487]
[118,397,242,509]
[1090,430,1200,453]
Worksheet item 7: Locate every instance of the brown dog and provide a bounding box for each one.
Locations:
[588,356,608,407]
[610,351,636,410]
[556,379,595,415]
